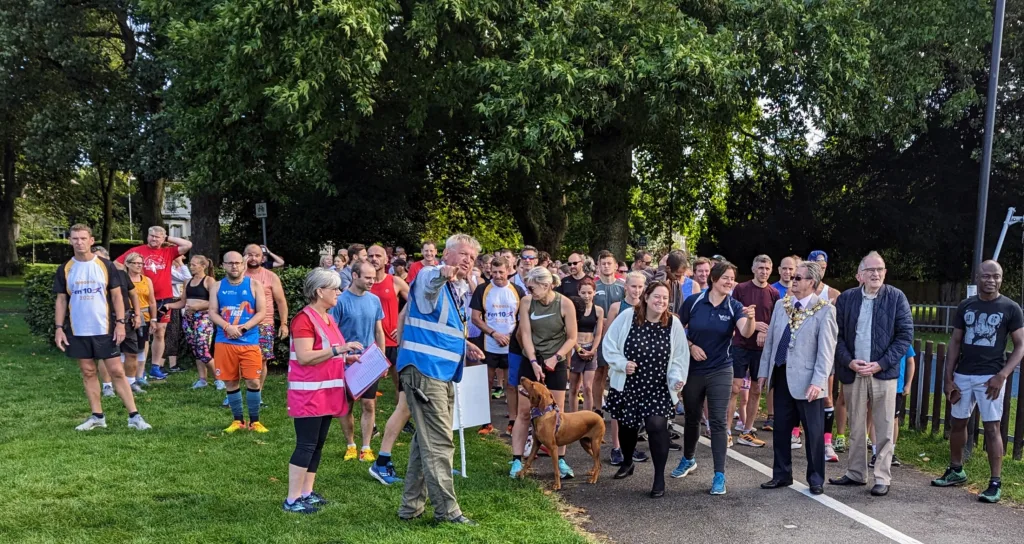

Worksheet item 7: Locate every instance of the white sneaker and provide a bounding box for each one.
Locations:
[128,414,152,430]
[733,421,745,432]
[76,415,107,431]
[524,433,534,458]
[791,434,803,450]
[214,380,226,391]
[824,443,839,463]
[102,384,115,397]
[130,383,147,395]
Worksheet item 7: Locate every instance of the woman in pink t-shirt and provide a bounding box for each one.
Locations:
[283,269,363,514]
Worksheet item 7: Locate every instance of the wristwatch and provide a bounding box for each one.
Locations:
[331,345,341,357]
[555,354,565,363]
[115,318,128,325]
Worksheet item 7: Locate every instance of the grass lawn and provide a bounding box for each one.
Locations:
[0,281,590,543]
[896,428,1024,503]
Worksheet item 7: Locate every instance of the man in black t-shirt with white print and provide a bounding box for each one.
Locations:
[932,260,1024,503]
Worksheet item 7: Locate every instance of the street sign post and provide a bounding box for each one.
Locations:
[255,203,268,246]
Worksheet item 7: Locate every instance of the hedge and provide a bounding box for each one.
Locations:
[18,239,143,265]
[23,262,313,366]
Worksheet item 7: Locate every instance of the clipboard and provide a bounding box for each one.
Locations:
[345,343,392,399]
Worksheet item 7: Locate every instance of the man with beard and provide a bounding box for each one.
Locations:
[244,244,290,392]
[406,241,439,284]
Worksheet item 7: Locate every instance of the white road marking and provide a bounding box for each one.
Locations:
[681,426,924,544]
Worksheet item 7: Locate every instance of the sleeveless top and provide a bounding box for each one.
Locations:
[132,275,152,320]
[370,274,399,348]
[577,303,598,334]
[214,277,259,345]
[186,276,210,300]
[245,267,277,325]
[287,306,350,418]
[529,294,567,357]
[818,282,834,303]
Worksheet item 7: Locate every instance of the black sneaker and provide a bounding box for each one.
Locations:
[301,491,329,507]
[166,366,185,373]
[637,430,648,442]
[668,440,682,451]
[891,454,902,467]
[633,450,649,463]
[669,429,681,440]
[868,454,876,468]
[979,482,1002,503]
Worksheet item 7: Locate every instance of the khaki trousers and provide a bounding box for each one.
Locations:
[843,375,897,485]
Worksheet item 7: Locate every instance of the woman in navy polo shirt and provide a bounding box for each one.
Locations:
[671,261,755,495]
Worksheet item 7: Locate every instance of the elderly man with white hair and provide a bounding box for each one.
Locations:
[395,233,484,526]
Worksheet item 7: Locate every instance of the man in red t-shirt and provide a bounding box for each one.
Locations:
[730,254,780,448]
[404,241,438,284]
[116,226,192,378]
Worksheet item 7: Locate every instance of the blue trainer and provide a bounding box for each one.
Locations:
[558,458,575,479]
[281,499,318,514]
[509,459,524,479]
[710,472,727,495]
[149,365,167,380]
[369,462,403,486]
[671,457,696,478]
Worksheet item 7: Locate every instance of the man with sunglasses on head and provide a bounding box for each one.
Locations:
[558,253,589,298]
[510,245,539,292]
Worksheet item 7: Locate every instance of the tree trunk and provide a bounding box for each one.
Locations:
[137,176,166,235]
[507,168,569,256]
[190,186,222,262]
[584,125,632,260]
[0,140,22,276]
[100,167,116,247]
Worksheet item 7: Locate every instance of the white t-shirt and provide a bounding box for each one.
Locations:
[53,255,121,336]
[470,281,525,354]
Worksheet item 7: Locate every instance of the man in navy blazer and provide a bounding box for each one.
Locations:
[829,251,913,497]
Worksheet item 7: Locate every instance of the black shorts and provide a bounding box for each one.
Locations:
[731,347,762,380]
[894,393,904,418]
[485,352,509,369]
[66,334,120,361]
[120,326,140,355]
[385,346,402,392]
[353,379,379,400]
[518,355,569,391]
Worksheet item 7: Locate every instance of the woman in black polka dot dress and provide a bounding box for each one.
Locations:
[603,281,690,497]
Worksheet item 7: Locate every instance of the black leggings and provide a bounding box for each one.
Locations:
[619,415,670,492]
[682,366,732,473]
[290,416,333,472]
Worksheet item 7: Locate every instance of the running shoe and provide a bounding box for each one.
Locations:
[192,379,208,389]
[638,429,648,442]
[869,454,876,468]
[128,414,152,430]
[491,387,504,399]
[282,499,318,514]
[558,458,575,479]
[762,418,774,432]
[610,448,624,466]
[251,422,269,433]
[668,440,682,451]
[478,424,495,435]
[372,425,380,439]
[359,448,375,462]
[727,434,734,448]
[344,445,358,461]
[738,431,766,448]
[669,429,681,440]
[733,421,745,433]
[524,434,534,458]
[931,466,968,487]
[369,462,403,486]
[509,459,524,478]
[824,443,839,463]
[167,366,184,373]
[833,435,847,453]
[130,383,147,395]
[891,454,902,467]
[632,450,649,463]
[978,483,1002,503]
[671,457,696,478]
[791,434,802,450]
[137,375,150,387]
[149,365,167,380]
[710,472,727,495]
[224,420,247,433]
[75,415,107,431]
[102,384,115,397]
[302,491,329,507]
[214,380,226,391]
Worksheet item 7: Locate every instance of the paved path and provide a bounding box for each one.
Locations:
[488,397,1024,543]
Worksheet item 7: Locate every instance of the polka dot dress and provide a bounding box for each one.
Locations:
[606,319,674,429]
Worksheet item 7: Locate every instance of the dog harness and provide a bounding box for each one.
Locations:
[530,402,562,433]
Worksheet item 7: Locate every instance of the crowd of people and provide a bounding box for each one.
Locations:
[53,225,1024,524]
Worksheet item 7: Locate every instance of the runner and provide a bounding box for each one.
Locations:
[511,246,539,291]
[261,245,285,269]
[405,241,438,284]
[181,255,221,390]
[244,244,290,393]
[509,267,578,480]
[115,226,192,380]
[692,257,712,292]
[208,251,268,433]
[558,253,588,298]
[674,261,756,495]
[330,260,386,462]
[164,254,192,373]
[568,277,604,413]
[124,252,157,385]
[92,246,146,397]
[339,243,367,292]
[605,273,650,465]
[932,260,1024,503]
[54,225,151,431]
[731,255,780,449]
[470,257,525,434]
[771,255,798,298]
[367,245,412,485]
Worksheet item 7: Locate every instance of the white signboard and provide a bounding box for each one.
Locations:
[452,364,491,430]
[255,202,267,218]
[967,284,978,298]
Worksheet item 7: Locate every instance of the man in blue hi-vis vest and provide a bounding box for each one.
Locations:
[396,233,484,526]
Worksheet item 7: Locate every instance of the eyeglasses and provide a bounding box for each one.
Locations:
[223,262,244,267]
[521,255,537,261]
[617,268,628,273]
[642,259,652,265]
[568,261,581,266]
[793,275,807,282]
[861,267,885,275]
[127,261,143,265]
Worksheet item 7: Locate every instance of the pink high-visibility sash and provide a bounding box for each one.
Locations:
[287,306,349,418]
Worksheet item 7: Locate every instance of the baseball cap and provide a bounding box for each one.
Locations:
[808,250,828,262]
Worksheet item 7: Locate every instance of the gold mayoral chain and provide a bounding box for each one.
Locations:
[782,296,828,348]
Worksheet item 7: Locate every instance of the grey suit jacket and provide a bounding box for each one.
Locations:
[758,294,838,400]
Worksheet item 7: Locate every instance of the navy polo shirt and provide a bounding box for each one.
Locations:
[679,292,744,376]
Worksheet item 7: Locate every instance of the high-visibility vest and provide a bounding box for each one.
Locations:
[396,275,467,383]
[287,306,349,418]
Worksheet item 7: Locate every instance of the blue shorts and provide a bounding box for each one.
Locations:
[507,352,523,387]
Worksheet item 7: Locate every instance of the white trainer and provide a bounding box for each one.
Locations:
[128,414,152,430]
[76,415,107,431]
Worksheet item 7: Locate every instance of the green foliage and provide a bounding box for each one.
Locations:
[272,266,313,362]
[22,264,58,339]
[17,240,143,265]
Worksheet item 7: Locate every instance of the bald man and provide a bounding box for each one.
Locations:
[208,251,268,433]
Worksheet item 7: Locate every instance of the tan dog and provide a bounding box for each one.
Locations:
[518,378,605,490]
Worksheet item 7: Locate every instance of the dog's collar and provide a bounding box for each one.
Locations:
[530,402,562,433]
